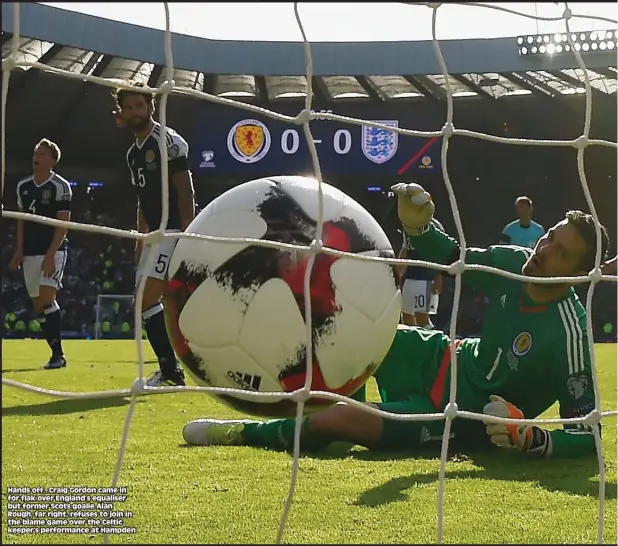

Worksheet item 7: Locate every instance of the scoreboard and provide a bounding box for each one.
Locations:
[192,103,442,177]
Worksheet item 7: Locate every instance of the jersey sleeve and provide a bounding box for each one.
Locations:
[499,224,512,244]
[167,133,190,175]
[407,223,529,295]
[431,217,445,232]
[400,229,409,252]
[548,301,597,458]
[55,180,72,212]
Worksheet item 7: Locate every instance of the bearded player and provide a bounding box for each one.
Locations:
[182,182,609,460]
[9,139,72,369]
[114,82,195,387]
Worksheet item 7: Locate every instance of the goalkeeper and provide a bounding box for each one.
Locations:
[183,183,610,459]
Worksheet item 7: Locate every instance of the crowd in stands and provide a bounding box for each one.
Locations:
[2,220,137,338]
[1,177,616,342]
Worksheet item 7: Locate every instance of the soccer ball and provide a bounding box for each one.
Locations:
[164,175,401,417]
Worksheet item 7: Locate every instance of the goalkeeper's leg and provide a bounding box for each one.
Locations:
[182,395,447,451]
[183,325,452,451]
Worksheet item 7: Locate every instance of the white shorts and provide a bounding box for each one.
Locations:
[135,233,180,287]
[402,279,439,315]
[22,250,67,298]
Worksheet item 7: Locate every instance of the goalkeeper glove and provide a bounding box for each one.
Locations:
[390,183,435,235]
[483,395,552,458]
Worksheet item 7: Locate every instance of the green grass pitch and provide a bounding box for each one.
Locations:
[2,340,617,544]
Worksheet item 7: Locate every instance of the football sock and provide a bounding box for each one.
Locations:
[242,417,330,452]
[43,301,63,357]
[142,304,178,375]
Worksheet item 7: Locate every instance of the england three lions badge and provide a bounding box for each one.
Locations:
[362,120,399,164]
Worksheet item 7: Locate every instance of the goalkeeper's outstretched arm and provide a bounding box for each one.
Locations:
[391,183,530,295]
[484,316,600,459]
[549,331,598,458]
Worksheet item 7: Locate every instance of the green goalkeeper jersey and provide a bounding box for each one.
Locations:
[410,224,598,458]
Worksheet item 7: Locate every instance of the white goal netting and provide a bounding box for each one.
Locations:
[2,2,617,544]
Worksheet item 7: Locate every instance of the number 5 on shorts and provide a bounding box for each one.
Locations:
[154,254,169,275]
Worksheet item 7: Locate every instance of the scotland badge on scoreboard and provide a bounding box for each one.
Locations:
[361,120,399,164]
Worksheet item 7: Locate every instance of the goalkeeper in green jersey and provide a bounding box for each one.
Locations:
[182,183,610,459]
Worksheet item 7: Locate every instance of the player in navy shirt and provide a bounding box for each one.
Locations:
[114,81,195,387]
[9,139,72,369]
[398,217,444,329]
[500,196,545,249]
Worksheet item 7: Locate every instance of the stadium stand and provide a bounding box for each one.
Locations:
[1,3,616,342]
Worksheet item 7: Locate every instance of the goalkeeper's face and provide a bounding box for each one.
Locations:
[523,220,587,282]
[119,94,152,132]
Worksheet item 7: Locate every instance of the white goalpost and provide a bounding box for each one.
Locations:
[94,295,135,340]
[2,2,617,544]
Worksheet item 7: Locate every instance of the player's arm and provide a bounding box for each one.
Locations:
[41,182,72,276]
[428,218,444,294]
[126,150,148,263]
[397,233,408,285]
[15,217,24,254]
[392,184,528,295]
[168,136,195,231]
[135,204,149,265]
[45,211,70,257]
[499,225,511,245]
[9,189,25,270]
[484,315,597,459]
[485,373,597,459]
[47,197,71,256]
[549,328,598,458]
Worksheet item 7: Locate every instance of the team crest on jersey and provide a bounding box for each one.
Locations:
[512,331,532,356]
[227,119,271,164]
[145,150,156,163]
[41,189,51,202]
[361,120,398,164]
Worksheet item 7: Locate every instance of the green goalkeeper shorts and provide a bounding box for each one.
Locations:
[372,326,488,450]
[374,325,449,404]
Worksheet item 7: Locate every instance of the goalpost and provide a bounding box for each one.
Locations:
[2,2,617,544]
[94,294,135,340]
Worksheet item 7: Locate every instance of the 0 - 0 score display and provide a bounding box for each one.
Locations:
[194,107,441,176]
[280,109,351,156]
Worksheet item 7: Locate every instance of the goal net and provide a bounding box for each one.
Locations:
[2,2,617,544]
